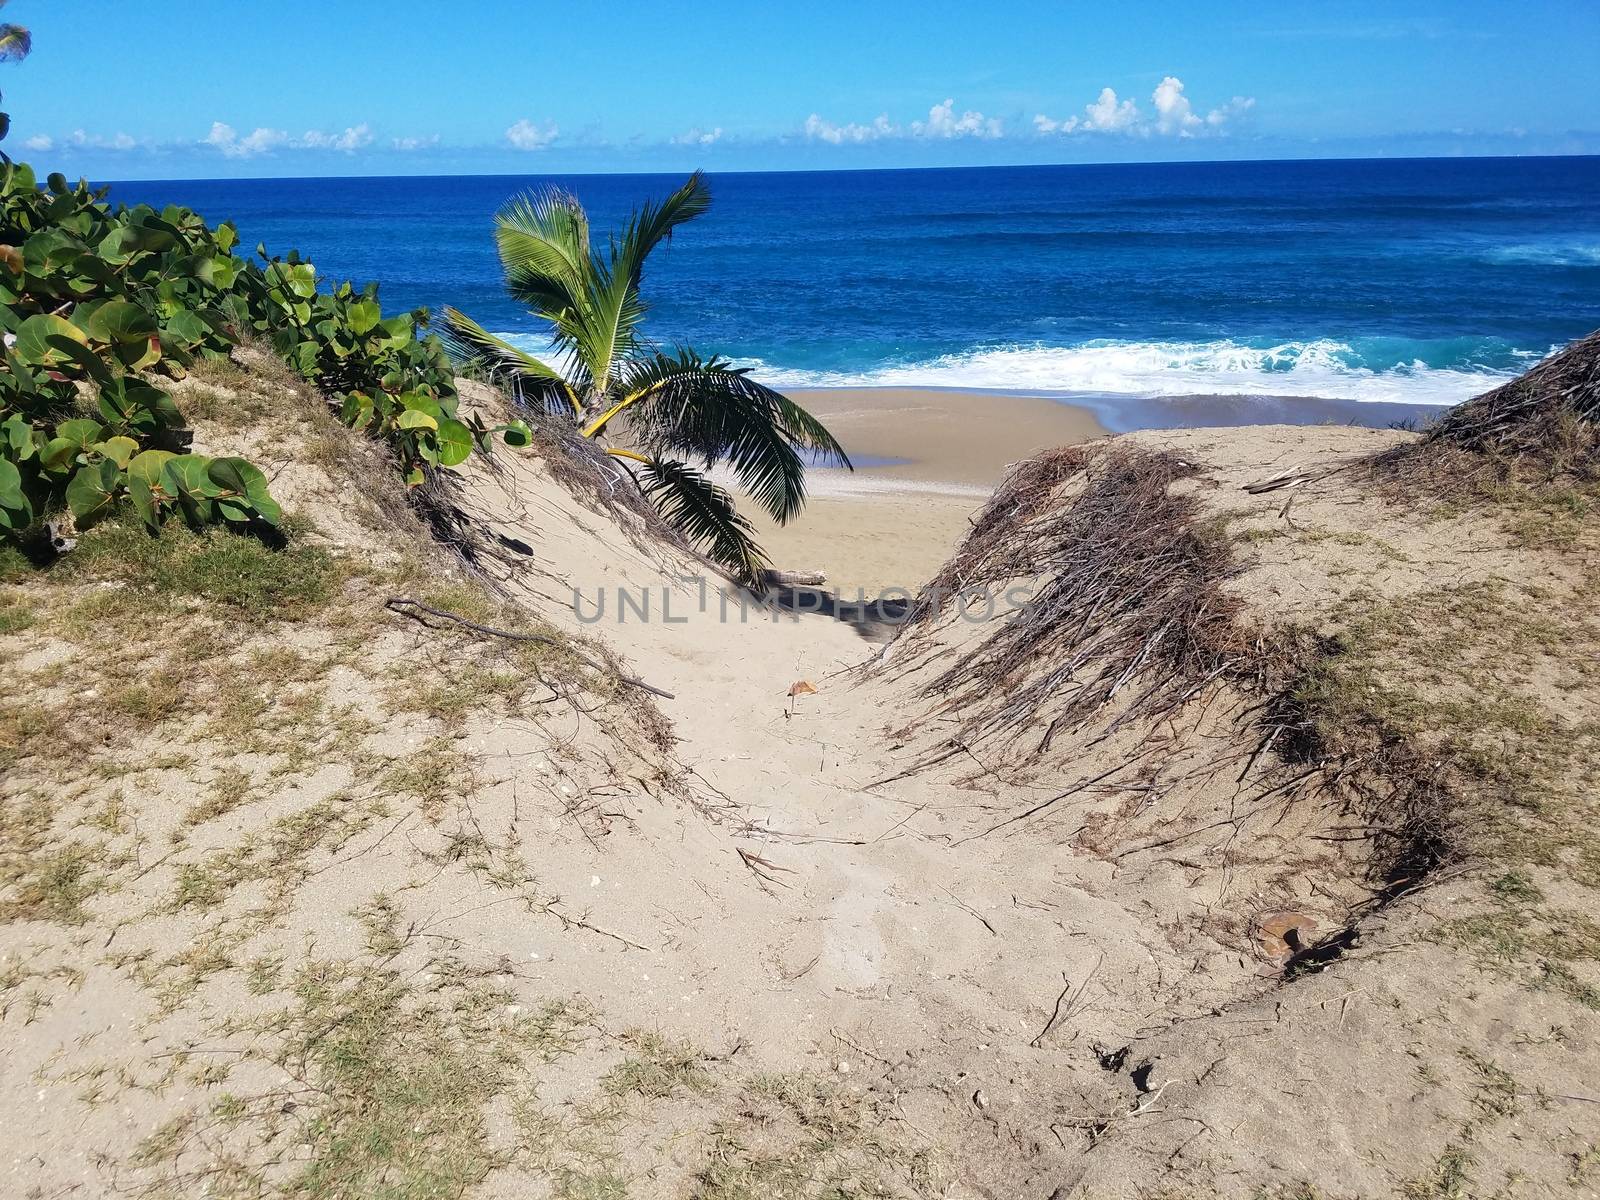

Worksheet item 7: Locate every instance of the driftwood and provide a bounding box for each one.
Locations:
[384,596,675,700]
[759,568,827,587]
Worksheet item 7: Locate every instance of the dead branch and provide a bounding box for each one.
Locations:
[384,595,675,699]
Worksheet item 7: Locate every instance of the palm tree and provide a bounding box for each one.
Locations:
[439,171,849,584]
[0,1,31,152]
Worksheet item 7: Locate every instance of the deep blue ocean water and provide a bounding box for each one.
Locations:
[108,157,1600,412]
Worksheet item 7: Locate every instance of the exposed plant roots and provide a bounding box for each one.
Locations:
[894,446,1254,754]
[885,442,1472,899]
[1262,632,1467,894]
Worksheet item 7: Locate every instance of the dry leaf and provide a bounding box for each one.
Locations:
[1254,911,1319,965]
[787,680,818,697]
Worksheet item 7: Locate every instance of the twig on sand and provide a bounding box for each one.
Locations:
[831,1027,893,1066]
[544,901,653,951]
[1030,955,1104,1048]
[384,595,675,699]
[958,758,1139,844]
[1055,1077,1178,1140]
[736,845,795,891]
[939,886,998,936]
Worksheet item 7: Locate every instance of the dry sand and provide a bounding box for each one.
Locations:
[7,365,1597,1199]
[745,387,1106,595]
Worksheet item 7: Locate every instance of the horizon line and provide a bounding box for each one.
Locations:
[84,149,1600,188]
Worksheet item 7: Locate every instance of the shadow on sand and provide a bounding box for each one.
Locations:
[766,586,912,643]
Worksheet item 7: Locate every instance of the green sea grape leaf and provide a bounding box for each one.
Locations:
[347,298,381,335]
[65,459,120,522]
[85,300,157,346]
[39,437,79,473]
[206,456,261,497]
[128,471,159,528]
[205,456,279,524]
[396,408,437,431]
[1,413,34,459]
[128,449,175,487]
[164,454,220,497]
[434,417,473,468]
[14,313,89,368]
[0,457,25,512]
[98,377,185,431]
[93,435,140,468]
[340,391,375,431]
[55,418,106,450]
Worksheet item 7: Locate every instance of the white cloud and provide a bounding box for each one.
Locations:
[391,134,440,152]
[803,112,898,144]
[301,123,373,153]
[1152,77,1201,135]
[67,129,139,151]
[803,99,1000,144]
[1084,87,1141,133]
[205,122,289,158]
[1206,95,1256,127]
[671,126,724,146]
[1034,77,1254,139]
[22,134,51,151]
[912,98,1003,139]
[506,118,558,150]
[203,120,390,157]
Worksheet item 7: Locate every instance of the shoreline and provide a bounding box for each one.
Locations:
[744,388,1103,597]
[752,386,1445,596]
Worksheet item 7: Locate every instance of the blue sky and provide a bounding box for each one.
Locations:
[9,0,1599,178]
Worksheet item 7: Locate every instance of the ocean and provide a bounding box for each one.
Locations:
[108,157,1600,420]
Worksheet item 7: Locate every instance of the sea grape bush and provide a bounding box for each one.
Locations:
[226,250,494,484]
[0,159,504,541]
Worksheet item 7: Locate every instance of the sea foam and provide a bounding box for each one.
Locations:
[746,338,1531,406]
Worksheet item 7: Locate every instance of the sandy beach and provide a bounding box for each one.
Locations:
[748,387,1106,594]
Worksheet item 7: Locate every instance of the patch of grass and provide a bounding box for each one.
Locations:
[1400,1143,1476,1199]
[1296,527,1413,561]
[134,955,588,1199]
[381,740,476,819]
[1,795,110,925]
[132,925,247,1014]
[1570,1142,1600,1186]
[244,952,285,996]
[49,518,344,618]
[392,664,525,729]
[171,794,384,914]
[602,1030,712,1100]
[1484,481,1599,550]
[1,841,108,925]
[689,1073,943,1200]
[1460,1051,1519,1128]
[0,589,35,635]
[185,766,257,827]
[1285,559,1600,1025]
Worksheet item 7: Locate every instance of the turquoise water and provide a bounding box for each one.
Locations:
[109,157,1600,412]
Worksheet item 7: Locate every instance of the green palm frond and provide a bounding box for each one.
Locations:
[571,260,647,395]
[636,457,770,584]
[611,170,711,287]
[624,351,852,523]
[0,23,29,63]
[494,188,590,302]
[445,173,849,540]
[437,306,578,416]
